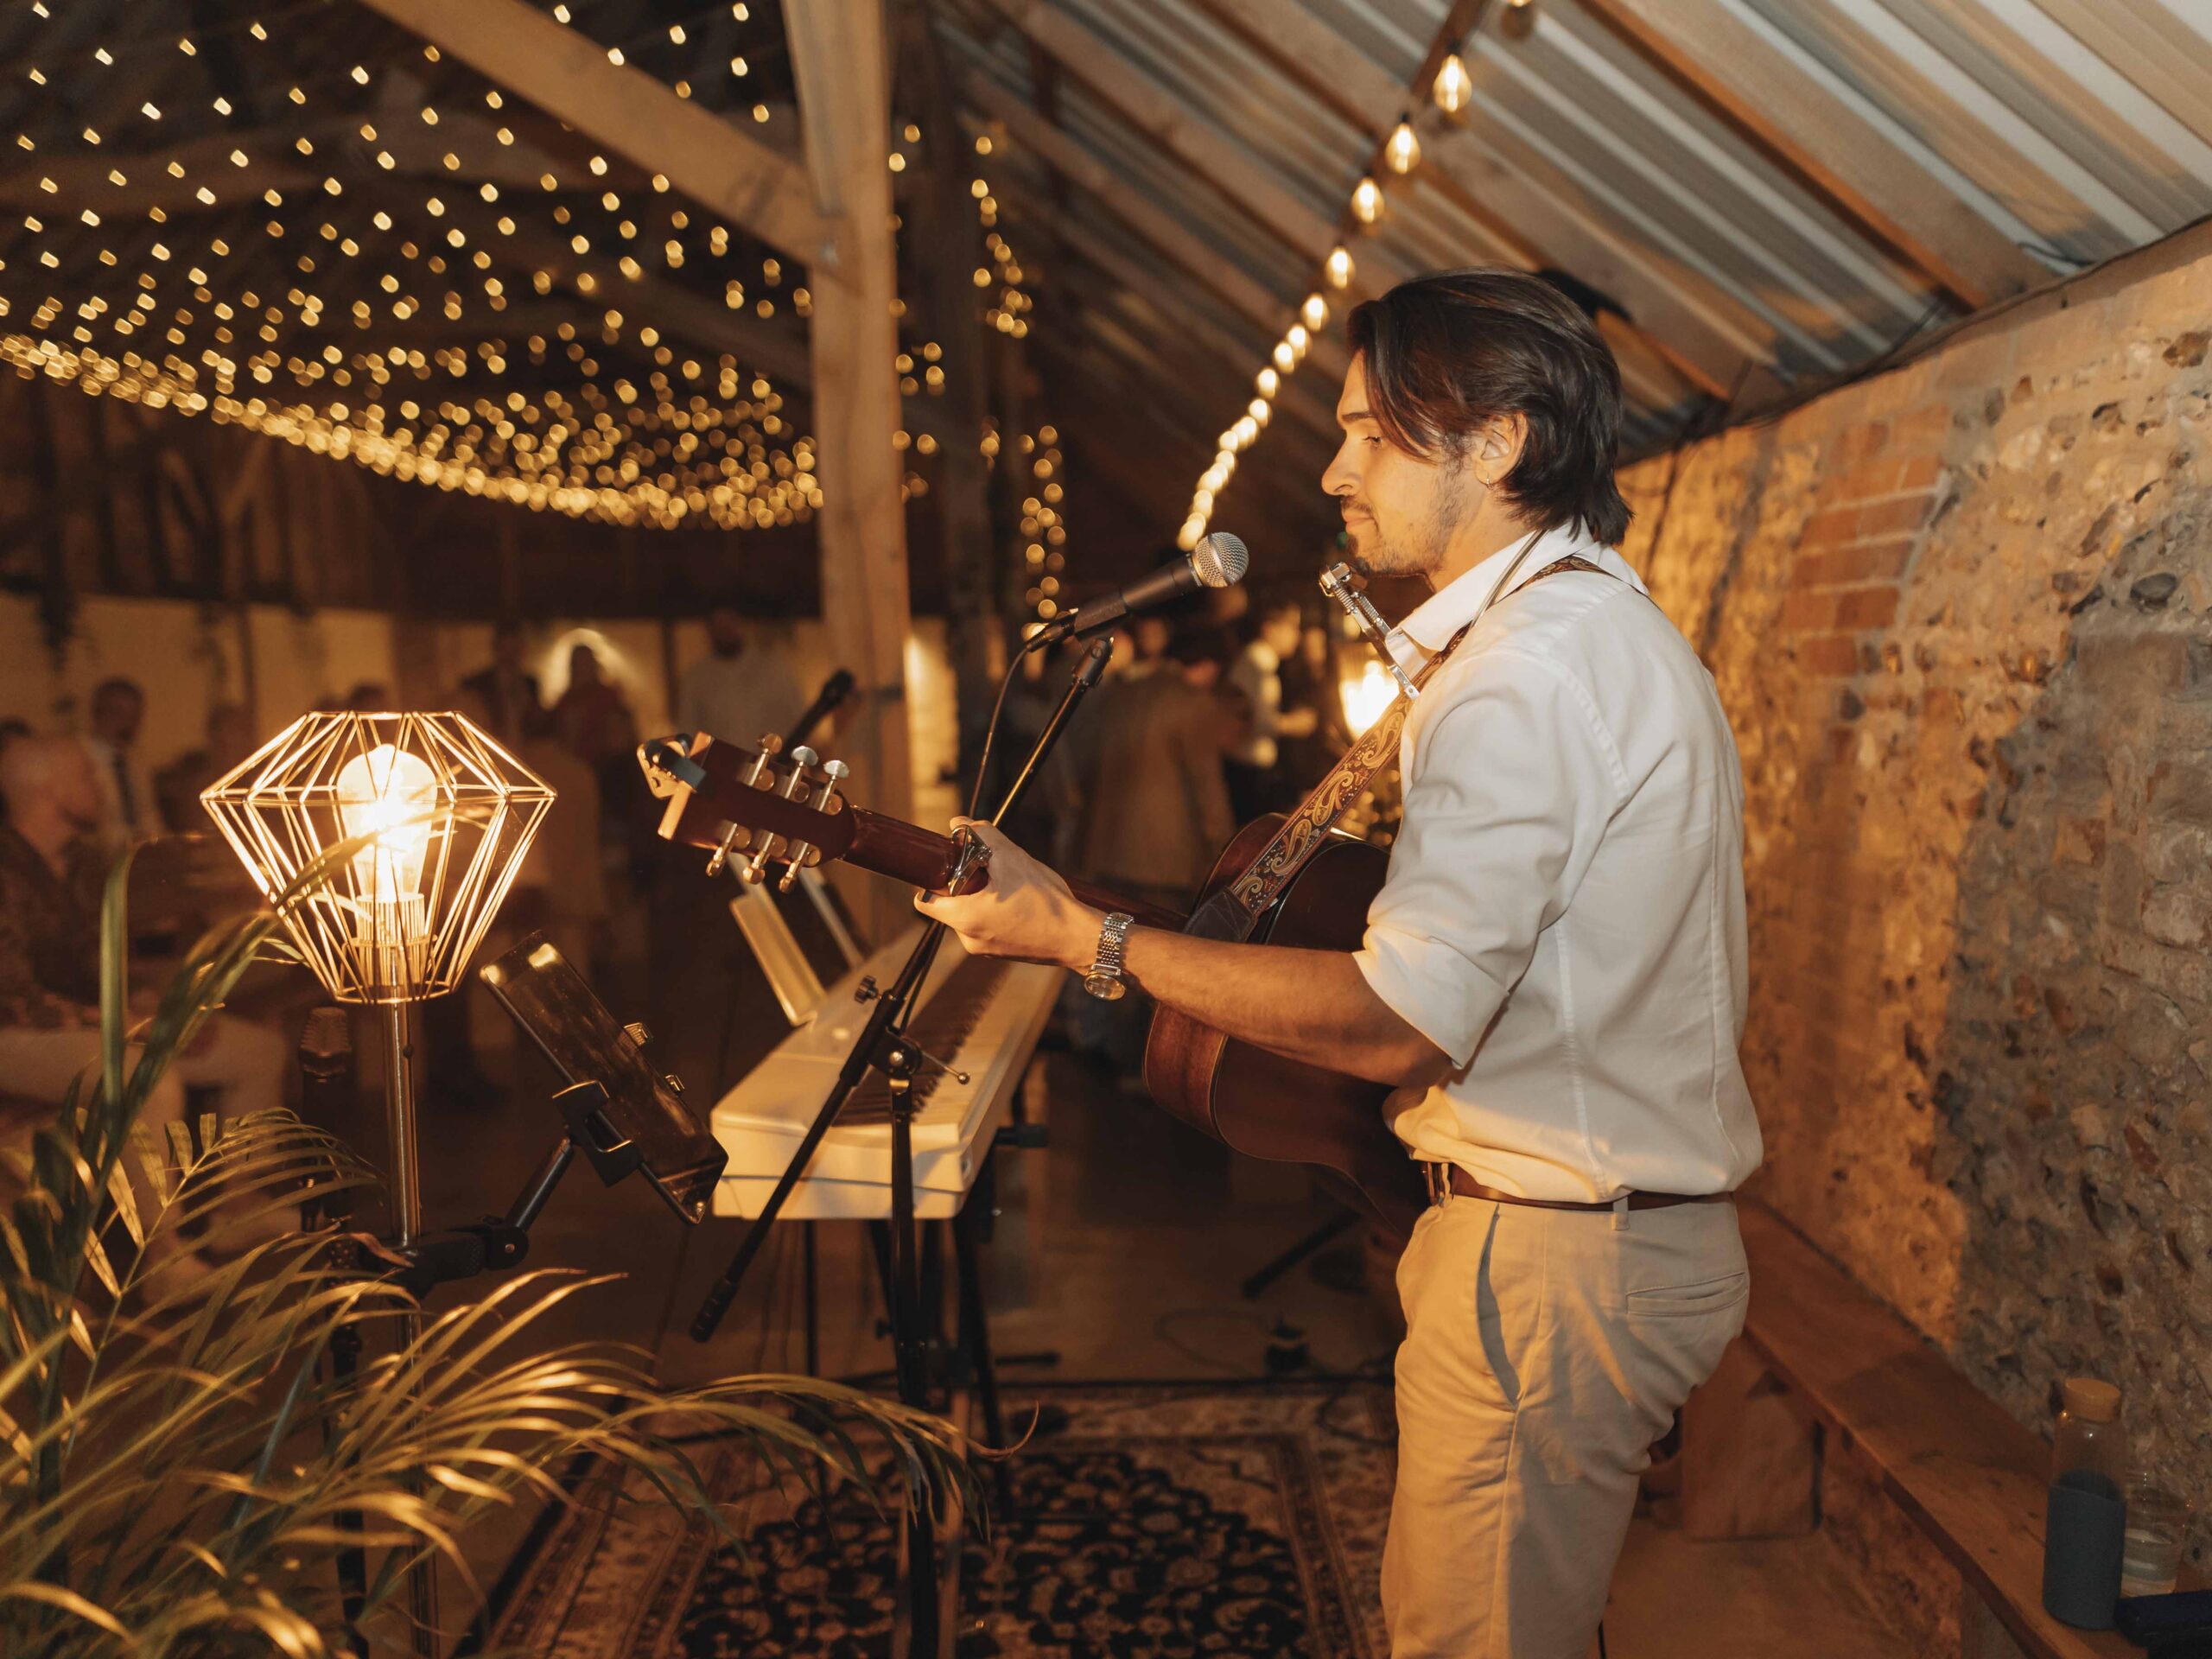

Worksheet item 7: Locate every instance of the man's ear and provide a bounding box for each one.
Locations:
[1473,413,1529,483]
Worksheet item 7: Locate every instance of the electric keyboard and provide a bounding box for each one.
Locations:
[708,926,1061,1219]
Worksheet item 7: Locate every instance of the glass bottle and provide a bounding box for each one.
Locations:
[2043,1377,2128,1629]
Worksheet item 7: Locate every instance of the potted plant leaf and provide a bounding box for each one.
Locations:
[0,846,972,1656]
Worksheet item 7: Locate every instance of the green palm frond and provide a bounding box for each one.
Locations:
[1,836,975,1657]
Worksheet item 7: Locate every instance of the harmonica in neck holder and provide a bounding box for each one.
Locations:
[1320,563,1419,701]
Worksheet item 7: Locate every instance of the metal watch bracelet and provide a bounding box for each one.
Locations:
[1082,911,1135,1001]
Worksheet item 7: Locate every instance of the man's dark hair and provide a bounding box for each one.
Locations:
[1345,267,1632,546]
[92,677,143,707]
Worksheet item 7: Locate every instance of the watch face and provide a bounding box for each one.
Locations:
[1083,972,1128,1001]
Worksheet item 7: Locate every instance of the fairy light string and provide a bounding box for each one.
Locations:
[1,2,837,530]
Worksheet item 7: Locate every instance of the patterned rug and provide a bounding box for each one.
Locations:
[488,1382,1395,1658]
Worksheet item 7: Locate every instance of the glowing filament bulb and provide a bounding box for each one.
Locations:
[1384,119,1421,175]
[335,743,437,910]
[1351,176,1386,226]
[1325,245,1354,289]
[1433,54,1472,115]
[1255,365,1280,398]
[1300,292,1329,332]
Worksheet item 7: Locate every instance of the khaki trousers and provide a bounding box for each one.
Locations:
[1383,1194,1748,1658]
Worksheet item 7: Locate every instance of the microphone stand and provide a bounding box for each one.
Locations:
[689,632,1115,1659]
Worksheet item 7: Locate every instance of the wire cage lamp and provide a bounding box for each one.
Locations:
[200,709,553,1656]
[200,710,556,1006]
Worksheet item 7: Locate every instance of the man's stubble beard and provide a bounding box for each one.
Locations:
[1349,468,1478,582]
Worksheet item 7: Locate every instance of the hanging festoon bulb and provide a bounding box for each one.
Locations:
[1351,175,1387,226]
[1233,415,1260,448]
[1255,365,1281,398]
[1384,118,1421,175]
[1433,53,1472,115]
[1287,324,1312,361]
[1300,292,1329,333]
[1325,245,1355,289]
[1272,339,1297,374]
[1248,397,1270,427]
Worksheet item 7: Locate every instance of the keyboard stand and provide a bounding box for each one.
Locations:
[686,634,1114,1659]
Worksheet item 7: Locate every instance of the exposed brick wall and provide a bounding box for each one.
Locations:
[1618,230,2212,1643]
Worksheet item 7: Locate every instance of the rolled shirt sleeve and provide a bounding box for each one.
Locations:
[1354,649,1624,1069]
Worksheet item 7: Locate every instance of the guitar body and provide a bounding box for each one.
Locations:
[1143,817,1427,1241]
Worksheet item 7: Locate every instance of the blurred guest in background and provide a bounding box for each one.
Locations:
[0,736,285,1141]
[681,606,800,746]
[552,644,639,814]
[1275,615,1347,797]
[79,677,160,846]
[1064,622,1237,1076]
[458,620,544,748]
[1224,601,1319,821]
[156,702,257,834]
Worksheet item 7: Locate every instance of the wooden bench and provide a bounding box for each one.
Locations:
[1681,1199,2143,1659]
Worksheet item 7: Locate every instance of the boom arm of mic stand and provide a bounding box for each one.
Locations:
[688,633,1116,1343]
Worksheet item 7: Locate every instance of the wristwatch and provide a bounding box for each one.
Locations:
[1082,912,1136,1001]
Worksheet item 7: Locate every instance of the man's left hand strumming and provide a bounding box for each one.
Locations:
[919,819,1448,1089]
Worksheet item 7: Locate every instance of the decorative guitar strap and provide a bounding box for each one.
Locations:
[1191,550,1614,943]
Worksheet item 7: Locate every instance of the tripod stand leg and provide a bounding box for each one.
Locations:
[802,1221,820,1377]
[952,1195,1014,1520]
[1239,1205,1361,1300]
[885,1061,939,1659]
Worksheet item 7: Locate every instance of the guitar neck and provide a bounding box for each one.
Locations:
[844,807,1186,932]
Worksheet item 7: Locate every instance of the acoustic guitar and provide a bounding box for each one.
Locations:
[640,729,1426,1238]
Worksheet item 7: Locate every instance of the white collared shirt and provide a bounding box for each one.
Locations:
[1351,523,1762,1201]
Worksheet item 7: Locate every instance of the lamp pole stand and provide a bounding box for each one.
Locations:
[383,1000,441,1657]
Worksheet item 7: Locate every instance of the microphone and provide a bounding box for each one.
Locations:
[1039,531,1249,639]
[783,667,855,750]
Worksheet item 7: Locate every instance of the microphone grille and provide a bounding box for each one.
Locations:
[1192,531,1249,588]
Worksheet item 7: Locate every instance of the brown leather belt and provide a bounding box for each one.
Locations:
[1427,1162,1732,1211]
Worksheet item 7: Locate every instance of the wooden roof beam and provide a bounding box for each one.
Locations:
[1189,0,1752,398]
[351,0,838,272]
[959,71,1349,385]
[1575,0,2042,309]
[977,0,1409,302]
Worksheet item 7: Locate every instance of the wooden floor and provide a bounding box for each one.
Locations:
[369,1009,1910,1657]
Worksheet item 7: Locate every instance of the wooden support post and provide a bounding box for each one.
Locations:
[786,0,916,939]
[902,1,1002,784]
[1680,1334,1820,1540]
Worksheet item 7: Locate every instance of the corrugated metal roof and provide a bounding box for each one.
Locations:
[938,0,2212,519]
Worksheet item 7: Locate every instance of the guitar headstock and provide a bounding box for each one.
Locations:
[640,730,856,892]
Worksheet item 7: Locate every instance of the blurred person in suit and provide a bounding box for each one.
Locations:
[79,677,162,847]
[1223,601,1320,822]
[458,620,546,748]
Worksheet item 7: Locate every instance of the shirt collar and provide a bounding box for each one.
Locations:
[1383,522,1647,671]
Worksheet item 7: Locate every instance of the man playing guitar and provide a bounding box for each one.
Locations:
[919,268,1764,1658]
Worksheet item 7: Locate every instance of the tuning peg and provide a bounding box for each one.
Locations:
[816,759,849,809]
[745,734,783,788]
[704,821,749,876]
[790,744,818,773]
[623,1020,652,1046]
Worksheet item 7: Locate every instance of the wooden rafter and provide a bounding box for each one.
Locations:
[1576,0,2041,308]
[351,0,838,272]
